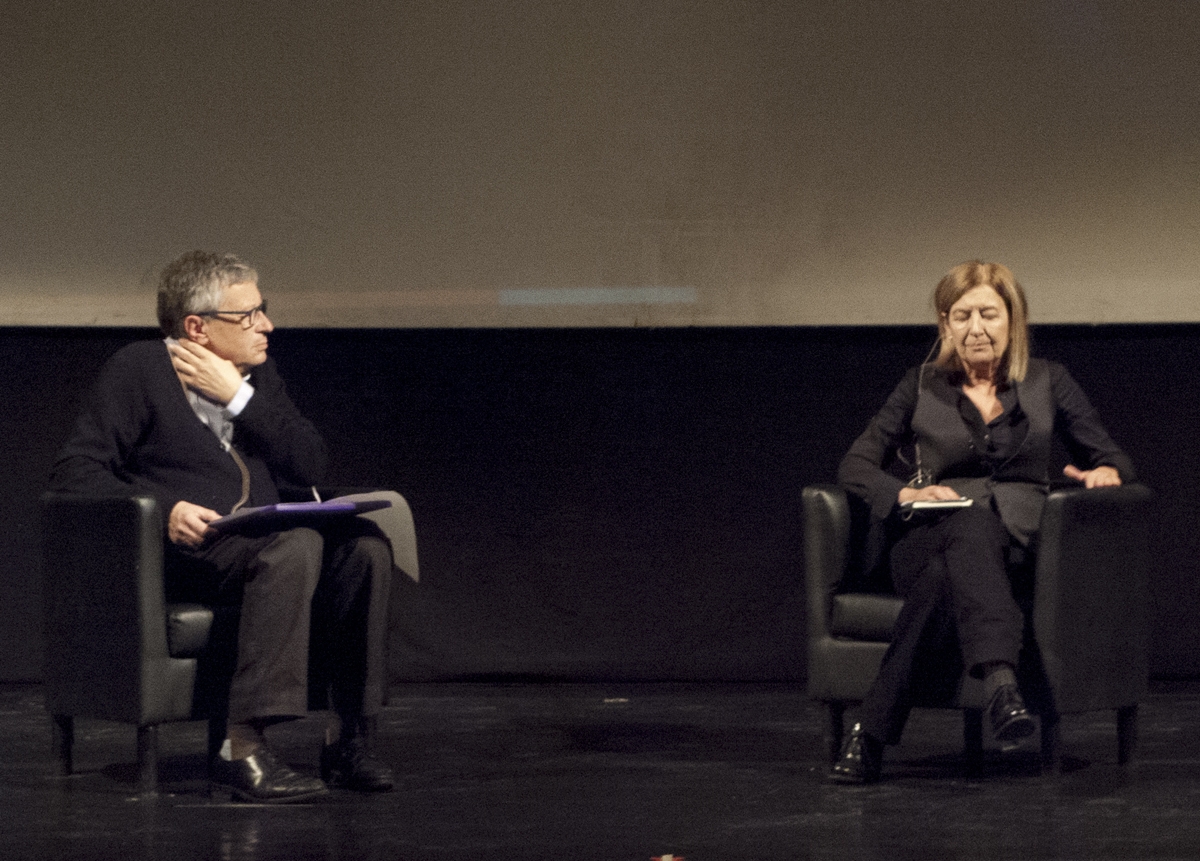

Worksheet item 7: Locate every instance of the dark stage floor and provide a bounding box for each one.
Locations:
[3,681,1200,860]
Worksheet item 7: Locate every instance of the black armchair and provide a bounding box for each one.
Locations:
[804,483,1152,774]
[40,490,417,795]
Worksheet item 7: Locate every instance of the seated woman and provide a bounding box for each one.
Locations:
[831,260,1135,784]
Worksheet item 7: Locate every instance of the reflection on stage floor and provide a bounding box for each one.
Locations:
[2,681,1199,860]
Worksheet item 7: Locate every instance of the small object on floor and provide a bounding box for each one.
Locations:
[210,745,329,803]
[988,683,1036,743]
[829,721,883,784]
[320,736,395,792]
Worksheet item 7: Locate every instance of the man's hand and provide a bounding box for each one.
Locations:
[169,500,221,547]
[898,485,963,504]
[1063,464,1122,489]
[168,339,243,405]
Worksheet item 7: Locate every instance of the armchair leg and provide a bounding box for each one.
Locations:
[137,725,159,795]
[963,708,984,777]
[51,714,74,776]
[827,702,846,766]
[1117,704,1138,765]
[207,715,229,764]
[1040,712,1062,774]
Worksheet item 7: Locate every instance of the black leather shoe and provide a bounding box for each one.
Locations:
[320,736,395,792]
[988,683,1036,743]
[210,746,329,803]
[829,722,883,784]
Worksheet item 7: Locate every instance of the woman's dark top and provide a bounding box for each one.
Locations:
[838,358,1135,546]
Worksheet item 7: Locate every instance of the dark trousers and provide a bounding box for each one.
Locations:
[165,518,393,726]
[859,504,1024,745]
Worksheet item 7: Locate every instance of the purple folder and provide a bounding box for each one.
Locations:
[210,497,392,534]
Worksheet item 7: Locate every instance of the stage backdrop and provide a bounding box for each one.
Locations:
[2,0,1200,328]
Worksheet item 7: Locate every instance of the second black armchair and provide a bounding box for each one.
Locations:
[804,482,1152,775]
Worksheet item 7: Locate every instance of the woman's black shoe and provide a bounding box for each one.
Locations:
[988,683,1036,742]
[320,736,395,792]
[210,745,329,803]
[829,722,883,784]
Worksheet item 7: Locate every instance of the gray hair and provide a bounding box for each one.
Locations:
[156,251,258,338]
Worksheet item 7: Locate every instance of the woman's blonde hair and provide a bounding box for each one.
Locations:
[932,260,1030,382]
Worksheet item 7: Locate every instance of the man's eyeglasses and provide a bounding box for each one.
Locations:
[196,301,268,329]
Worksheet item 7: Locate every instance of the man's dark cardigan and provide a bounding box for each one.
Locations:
[50,339,327,522]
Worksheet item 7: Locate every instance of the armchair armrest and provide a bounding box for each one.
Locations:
[278,485,377,502]
[802,484,851,645]
[40,493,196,725]
[266,486,418,582]
[1033,483,1154,713]
[332,490,419,583]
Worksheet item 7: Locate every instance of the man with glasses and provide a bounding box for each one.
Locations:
[50,251,395,802]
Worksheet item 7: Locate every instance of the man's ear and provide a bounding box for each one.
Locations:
[182,315,210,345]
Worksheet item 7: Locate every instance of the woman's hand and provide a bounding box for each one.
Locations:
[1063,464,1122,489]
[898,485,964,504]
